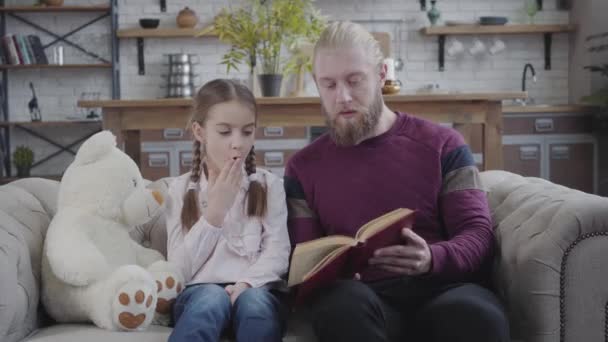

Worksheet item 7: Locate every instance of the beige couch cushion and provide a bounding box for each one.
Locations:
[0,178,59,342]
[22,316,316,342]
[22,325,171,342]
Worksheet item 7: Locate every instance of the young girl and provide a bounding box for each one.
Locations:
[166,79,291,342]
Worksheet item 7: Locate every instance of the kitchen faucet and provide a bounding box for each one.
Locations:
[518,63,537,105]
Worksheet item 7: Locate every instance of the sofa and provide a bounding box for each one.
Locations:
[1,170,608,342]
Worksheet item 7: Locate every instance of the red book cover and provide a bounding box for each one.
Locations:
[290,208,416,304]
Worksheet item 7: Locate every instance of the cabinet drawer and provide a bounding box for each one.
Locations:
[141,128,192,142]
[549,142,594,193]
[179,151,193,175]
[502,144,542,178]
[503,115,592,135]
[140,152,171,181]
[254,150,298,168]
[255,127,307,139]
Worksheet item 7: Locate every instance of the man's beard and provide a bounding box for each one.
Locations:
[324,90,383,146]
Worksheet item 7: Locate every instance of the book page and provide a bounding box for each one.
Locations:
[356,208,413,240]
[303,245,351,281]
[288,235,354,287]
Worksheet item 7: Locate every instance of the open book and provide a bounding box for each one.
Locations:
[288,208,416,301]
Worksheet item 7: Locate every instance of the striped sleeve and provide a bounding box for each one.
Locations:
[284,161,324,248]
[428,132,495,281]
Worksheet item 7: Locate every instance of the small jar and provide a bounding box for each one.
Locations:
[176,7,198,29]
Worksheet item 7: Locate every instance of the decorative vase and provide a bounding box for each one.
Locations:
[42,0,64,6]
[427,0,441,26]
[16,165,31,178]
[176,7,198,29]
[382,80,402,95]
[258,74,283,97]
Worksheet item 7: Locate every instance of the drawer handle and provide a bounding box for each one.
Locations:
[163,128,184,139]
[263,127,284,137]
[534,118,554,132]
[181,153,193,167]
[519,146,539,160]
[264,152,284,166]
[148,153,168,167]
[551,145,570,160]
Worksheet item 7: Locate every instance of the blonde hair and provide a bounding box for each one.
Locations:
[313,21,384,72]
[181,79,267,230]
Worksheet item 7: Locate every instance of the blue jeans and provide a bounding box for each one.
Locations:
[169,283,286,342]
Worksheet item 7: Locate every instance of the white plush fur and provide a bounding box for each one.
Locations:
[41,131,183,331]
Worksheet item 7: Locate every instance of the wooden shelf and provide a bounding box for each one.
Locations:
[0,63,112,70]
[117,26,216,75]
[0,5,110,13]
[421,24,576,72]
[421,24,576,36]
[117,27,216,38]
[0,120,101,127]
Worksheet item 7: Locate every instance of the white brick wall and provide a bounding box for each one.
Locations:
[4,0,573,176]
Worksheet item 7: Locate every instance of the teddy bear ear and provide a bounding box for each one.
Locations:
[74,130,117,165]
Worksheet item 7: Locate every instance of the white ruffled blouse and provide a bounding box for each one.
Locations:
[165,168,291,288]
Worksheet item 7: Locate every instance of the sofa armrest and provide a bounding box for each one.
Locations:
[482,171,608,342]
[0,178,59,342]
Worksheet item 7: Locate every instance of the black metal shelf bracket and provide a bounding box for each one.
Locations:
[111,0,120,98]
[420,0,426,10]
[14,124,101,170]
[537,0,543,10]
[160,0,166,12]
[0,0,9,177]
[438,35,445,71]
[137,38,145,75]
[544,33,552,70]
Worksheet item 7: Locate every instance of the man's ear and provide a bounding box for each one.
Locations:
[378,62,388,88]
[191,121,205,143]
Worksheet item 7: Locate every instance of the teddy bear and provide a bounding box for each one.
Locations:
[41,130,183,331]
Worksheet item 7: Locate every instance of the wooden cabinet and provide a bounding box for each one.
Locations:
[138,126,310,180]
[547,140,595,193]
[502,112,597,194]
[503,143,542,178]
[140,151,171,180]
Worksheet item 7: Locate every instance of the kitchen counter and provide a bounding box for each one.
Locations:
[78,92,527,171]
[80,92,526,108]
[503,104,594,114]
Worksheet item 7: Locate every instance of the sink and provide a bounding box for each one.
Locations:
[504,99,543,106]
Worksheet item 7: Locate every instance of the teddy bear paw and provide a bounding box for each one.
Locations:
[151,275,183,325]
[113,282,155,331]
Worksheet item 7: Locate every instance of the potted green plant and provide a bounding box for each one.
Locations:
[283,7,326,97]
[581,32,608,134]
[12,146,34,178]
[204,0,326,97]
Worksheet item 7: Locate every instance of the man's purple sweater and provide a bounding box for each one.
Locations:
[284,112,494,282]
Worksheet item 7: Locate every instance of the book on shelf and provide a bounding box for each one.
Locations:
[28,35,48,64]
[1,34,49,65]
[3,35,20,65]
[288,207,416,303]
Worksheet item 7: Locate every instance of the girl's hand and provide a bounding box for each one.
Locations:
[225,282,251,304]
[204,158,243,227]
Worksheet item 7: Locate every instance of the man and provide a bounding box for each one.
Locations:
[284,21,510,342]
